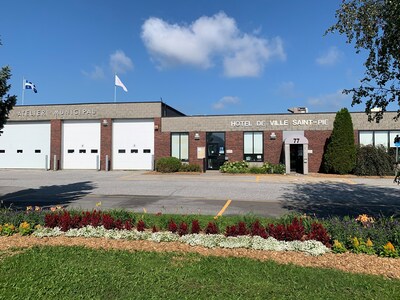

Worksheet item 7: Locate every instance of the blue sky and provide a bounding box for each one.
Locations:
[0,0,379,115]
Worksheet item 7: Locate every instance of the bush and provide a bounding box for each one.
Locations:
[323,108,356,174]
[155,157,182,173]
[354,145,394,176]
[220,161,249,173]
[261,162,286,174]
[179,163,201,172]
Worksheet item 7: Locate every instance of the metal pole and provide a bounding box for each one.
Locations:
[114,73,116,103]
[105,155,109,171]
[22,77,25,105]
[45,155,48,170]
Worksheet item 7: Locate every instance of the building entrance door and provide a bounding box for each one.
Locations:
[206,132,225,170]
[290,144,304,173]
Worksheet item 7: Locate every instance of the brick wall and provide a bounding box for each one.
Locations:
[154,117,170,162]
[50,120,62,170]
[226,131,243,162]
[305,130,332,172]
[100,118,112,170]
[264,131,284,164]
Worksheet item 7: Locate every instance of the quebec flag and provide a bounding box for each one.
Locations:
[24,80,37,93]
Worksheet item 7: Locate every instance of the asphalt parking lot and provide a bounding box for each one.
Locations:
[0,169,399,218]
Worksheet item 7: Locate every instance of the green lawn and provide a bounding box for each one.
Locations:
[0,246,399,299]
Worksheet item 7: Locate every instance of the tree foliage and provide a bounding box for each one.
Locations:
[0,39,17,134]
[323,108,356,174]
[327,0,400,122]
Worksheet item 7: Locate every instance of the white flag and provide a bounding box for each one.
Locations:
[115,75,128,92]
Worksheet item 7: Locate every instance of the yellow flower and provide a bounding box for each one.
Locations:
[96,201,102,207]
[384,242,396,252]
[26,206,33,211]
[366,238,373,247]
[333,240,343,248]
[34,224,42,230]
[0,225,2,232]
[356,214,374,224]
[352,237,360,248]
[35,206,41,211]
[19,221,30,230]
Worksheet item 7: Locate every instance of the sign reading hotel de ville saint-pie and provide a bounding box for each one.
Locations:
[230,119,329,128]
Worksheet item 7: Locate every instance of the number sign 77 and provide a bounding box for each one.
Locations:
[293,138,300,143]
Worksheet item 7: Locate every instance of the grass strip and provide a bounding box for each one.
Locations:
[0,246,399,299]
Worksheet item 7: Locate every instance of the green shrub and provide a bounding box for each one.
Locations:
[323,108,356,174]
[353,145,394,176]
[219,161,249,173]
[261,162,285,174]
[248,166,265,174]
[155,157,182,173]
[179,163,201,172]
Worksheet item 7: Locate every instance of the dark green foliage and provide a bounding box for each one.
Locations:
[0,65,17,134]
[179,163,201,172]
[354,145,394,176]
[327,0,400,121]
[155,157,182,173]
[323,108,356,174]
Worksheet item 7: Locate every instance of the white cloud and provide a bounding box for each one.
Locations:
[110,50,134,74]
[212,96,240,110]
[307,90,350,111]
[316,46,342,66]
[82,65,105,80]
[141,12,285,77]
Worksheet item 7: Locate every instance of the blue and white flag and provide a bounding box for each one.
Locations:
[24,80,37,93]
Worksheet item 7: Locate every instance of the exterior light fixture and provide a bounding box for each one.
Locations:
[194,133,200,140]
[270,132,277,140]
[102,119,108,127]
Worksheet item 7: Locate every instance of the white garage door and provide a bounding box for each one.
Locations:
[0,122,50,169]
[62,121,100,169]
[112,119,154,170]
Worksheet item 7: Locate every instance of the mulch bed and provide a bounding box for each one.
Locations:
[1,235,400,279]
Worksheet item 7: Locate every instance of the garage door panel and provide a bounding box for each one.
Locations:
[112,120,154,170]
[0,122,50,169]
[62,121,100,169]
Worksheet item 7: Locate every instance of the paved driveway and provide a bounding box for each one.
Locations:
[0,170,399,218]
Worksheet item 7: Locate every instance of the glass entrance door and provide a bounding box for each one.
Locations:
[290,144,304,173]
[206,132,226,170]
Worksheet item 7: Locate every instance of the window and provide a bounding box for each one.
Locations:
[359,130,400,148]
[79,149,86,153]
[91,149,98,153]
[35,149,41,153]
[243,132,263,162]
[171,133,189,161]
[118,149,126,153]
[143,149,151,153]
[131,149,138,153]
[67,149,74,153]
[0,150,5,153]
[17,150,23,153]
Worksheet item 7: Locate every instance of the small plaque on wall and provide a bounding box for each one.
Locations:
[197,147,205,159]
[226,149,233,154]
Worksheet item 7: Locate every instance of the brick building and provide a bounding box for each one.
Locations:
[1,101,399,174]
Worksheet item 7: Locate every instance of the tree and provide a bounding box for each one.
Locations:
[0,39,17,135]
[323,108,356,174]
[327,0,400,122]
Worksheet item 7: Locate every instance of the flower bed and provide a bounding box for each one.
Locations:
[0,208,399,258]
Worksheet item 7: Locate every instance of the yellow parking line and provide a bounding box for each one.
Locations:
[256,176,260,182]
[214,199,232,219]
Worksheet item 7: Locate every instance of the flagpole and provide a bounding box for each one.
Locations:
[114,73,116,103]
[22,77,25,105]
